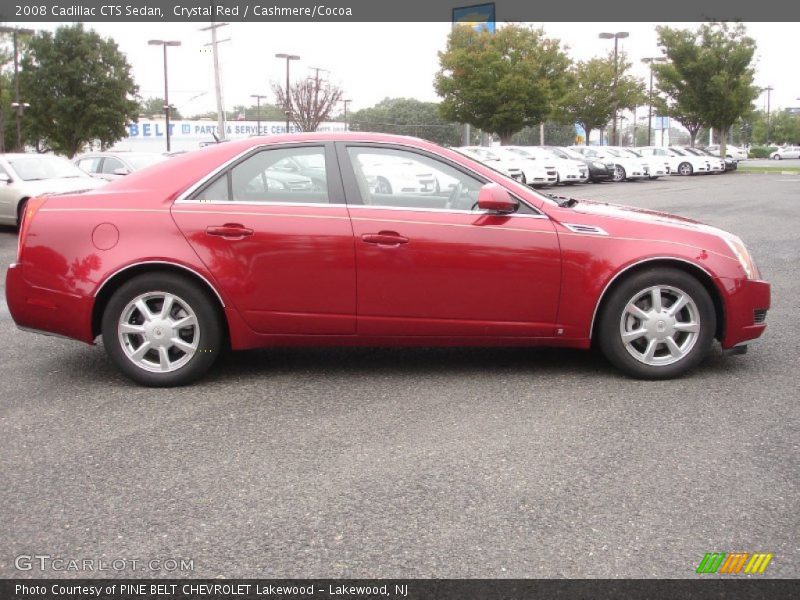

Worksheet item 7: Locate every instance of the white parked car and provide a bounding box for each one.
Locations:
[569,146,650,182]
[706,144,748,160]
[455,146,526,184]
[482,146,558,187]
[682,147,725,174]
[609,147,669,179]
[667,147,714,176]
[358,153,440,194]
[0,153,106,226]
[769,146,800,160]
[74,151,168,181]
[506,146,587,184]
[637,146,682,175]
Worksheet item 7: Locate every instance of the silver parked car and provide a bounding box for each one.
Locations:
[74,151,168,181]
[0,154,106,226]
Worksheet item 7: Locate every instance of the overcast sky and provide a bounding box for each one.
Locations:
[14,21,800,118]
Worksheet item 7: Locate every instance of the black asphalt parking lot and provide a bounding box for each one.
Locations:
[0,172,797,578]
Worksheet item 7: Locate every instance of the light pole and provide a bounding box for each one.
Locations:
[148,40,181,152]
[342,99,351,131]
[250,94,268,136]
[760,86,774,144]
[599,31,629,146]
[641,56,666,147]
[275,53,300,133]
[200,22,230,142]
[0,26,35,152]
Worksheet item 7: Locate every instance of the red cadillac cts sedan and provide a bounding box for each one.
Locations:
[6,133,769,386]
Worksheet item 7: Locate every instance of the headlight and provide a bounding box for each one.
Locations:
[724,236,759,279]
[592,161,606,169]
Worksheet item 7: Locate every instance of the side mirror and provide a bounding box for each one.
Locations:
[0,173,11,184]
[477,183,518,214]
[113,167,130,176]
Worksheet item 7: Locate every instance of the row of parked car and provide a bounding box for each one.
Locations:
[454,145,739,188]
[0,141,741,228]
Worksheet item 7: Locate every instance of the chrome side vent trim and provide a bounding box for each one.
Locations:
[562,223,609,236]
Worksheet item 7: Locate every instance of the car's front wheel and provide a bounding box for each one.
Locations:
[598,268,716,379]
[101,273,223,386]
[613,165,626,182]
[678,162,693,176]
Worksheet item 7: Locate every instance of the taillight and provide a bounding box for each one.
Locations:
[17,196,47,262]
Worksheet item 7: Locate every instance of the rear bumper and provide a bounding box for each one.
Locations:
[5,263,95,344]
[719,278,771,348]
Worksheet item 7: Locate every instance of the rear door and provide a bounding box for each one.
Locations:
[171,142,357,335]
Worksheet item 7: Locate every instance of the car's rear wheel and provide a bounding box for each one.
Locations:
[678,162,693,176]
[598,268,716,379]
[613,165,626,182]
[101,273,223,386]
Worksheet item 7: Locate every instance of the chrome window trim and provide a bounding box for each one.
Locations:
[588,256,716,339]
[93,261,225,307]
[175,200,346,209]
[345,204,549,219]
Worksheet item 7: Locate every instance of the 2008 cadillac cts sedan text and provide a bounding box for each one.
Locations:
[5,133,770,386]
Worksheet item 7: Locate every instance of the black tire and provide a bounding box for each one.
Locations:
[16,198,29,228]
[597,268,716,380]
[101,273,223,387]
[376,177,392,194]
[613,165,626,182]
[678,162,693,176]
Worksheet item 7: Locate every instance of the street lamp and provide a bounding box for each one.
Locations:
[275,53,300,133]
[0,26,35,152]
[599,31,629,146]
[759,86,774,144]
[250,94,268,136]
[342,99,352,132]
[642,56,667,146]
[148,39,181,152]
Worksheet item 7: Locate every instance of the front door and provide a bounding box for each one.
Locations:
[338,143,562,338]
[171,142,357,335]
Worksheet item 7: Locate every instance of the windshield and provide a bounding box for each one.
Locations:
[558,147,586,160]
[8,156,89,181]
[670,148,687,156]
[622,149,643,157]
[126,154,168,170]
[545,147,572,160]
[605,148,625,158]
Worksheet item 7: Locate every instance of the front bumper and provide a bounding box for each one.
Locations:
[719,277,771,348]
[5,263,95,344]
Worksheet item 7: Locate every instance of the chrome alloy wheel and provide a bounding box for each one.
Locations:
[619,285,700,366]
[117,292,200,373]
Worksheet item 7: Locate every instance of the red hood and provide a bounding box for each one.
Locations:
[567,198,729,237]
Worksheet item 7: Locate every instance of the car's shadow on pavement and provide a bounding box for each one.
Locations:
[38,341,752,390]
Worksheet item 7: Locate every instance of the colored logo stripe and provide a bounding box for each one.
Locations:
[697,552,773,574]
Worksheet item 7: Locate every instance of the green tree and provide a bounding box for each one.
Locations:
[435,24,571,145]
[510,121,578,147]
[349,97,463,146]
[653,22,758,156]
[19,24,139,157]
[561,54,646,146]
[139,97,183,120]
